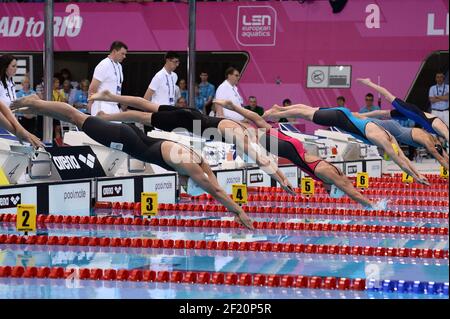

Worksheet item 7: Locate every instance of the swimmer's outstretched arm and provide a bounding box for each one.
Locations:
[414,130,449,170]
[213,99,271,129]
[96,110,152,126]
[89,90,160,113]
[0,100,43,148]
[356,78,396,103]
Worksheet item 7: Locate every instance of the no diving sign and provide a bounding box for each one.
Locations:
[307,66,351,88]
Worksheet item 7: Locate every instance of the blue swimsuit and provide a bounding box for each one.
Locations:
[312,107,373,144]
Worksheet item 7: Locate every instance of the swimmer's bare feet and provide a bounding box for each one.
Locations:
[10,94,40,110]
[262,105,283,120]
[89,90,113,102]
[356,78,372,85]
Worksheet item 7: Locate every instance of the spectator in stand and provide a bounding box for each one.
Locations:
[52,77,64,145]
[194,83,206,112]
[175,96,187,108]
[199,71,215,112]
[59,79,72,103]
[72,79,90,112]
[359,93,380,113]
[178,78,188,101]
[59,68,78,91]
[244,95,264,116]
[16,76,36,98]
[336,96,346,107]
[15,75,37,133]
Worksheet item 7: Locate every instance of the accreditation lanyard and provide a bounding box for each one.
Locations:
[4,78,16,103]
[232,85,243,105]
[435,85,447,96]
[165,74,175,105]
[109,59,122,94]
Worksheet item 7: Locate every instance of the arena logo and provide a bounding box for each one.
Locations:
[249,173,264,184]
[102,184,123,198]
[236,6,277,46]
[52,154,96,170]
[0,193,21,209]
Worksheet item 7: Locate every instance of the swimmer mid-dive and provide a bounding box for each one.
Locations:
[357,78,449,143]
[263,102,430,185]
[88,90,296,195]
[353,113,449,170]
[213,99,389,210]
[10,95,254,230]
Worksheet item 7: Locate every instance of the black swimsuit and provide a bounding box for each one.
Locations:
[151,106,228,141]
[82,116,174,171]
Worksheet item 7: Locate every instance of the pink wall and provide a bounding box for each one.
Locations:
[1,0,448,132]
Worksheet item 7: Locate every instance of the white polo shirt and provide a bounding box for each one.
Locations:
[429,83,449,111]
[215,80,245,121]
[91,57,123,115]
[0,78,16,107]
[148,67,178,106]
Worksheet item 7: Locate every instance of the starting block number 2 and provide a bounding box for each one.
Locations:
[141,192,158,216]
[16,204,36,232]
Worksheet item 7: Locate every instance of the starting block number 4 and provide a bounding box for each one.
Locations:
[301,178,315,196]
[356,172,369,188]
[402,172,414,183]
[16,204,36,232]
[440,166,448,179]
[232,184,248,205]
[141,192,158,216]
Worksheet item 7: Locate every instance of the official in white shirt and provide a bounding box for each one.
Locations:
[0,54,17,107]
[214,67,245,122]
[144,51,180,106]
[88,41,128,116]
[429,72,449,127]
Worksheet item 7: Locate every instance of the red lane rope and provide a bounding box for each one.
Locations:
[92,202,449,220]
[0,265,367,290]
[0,234,447,259]
[0,213,448,236]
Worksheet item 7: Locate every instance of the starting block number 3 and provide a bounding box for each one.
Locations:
[16,204,36,232]
[141,192,158,216]
[232,184,247,205]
